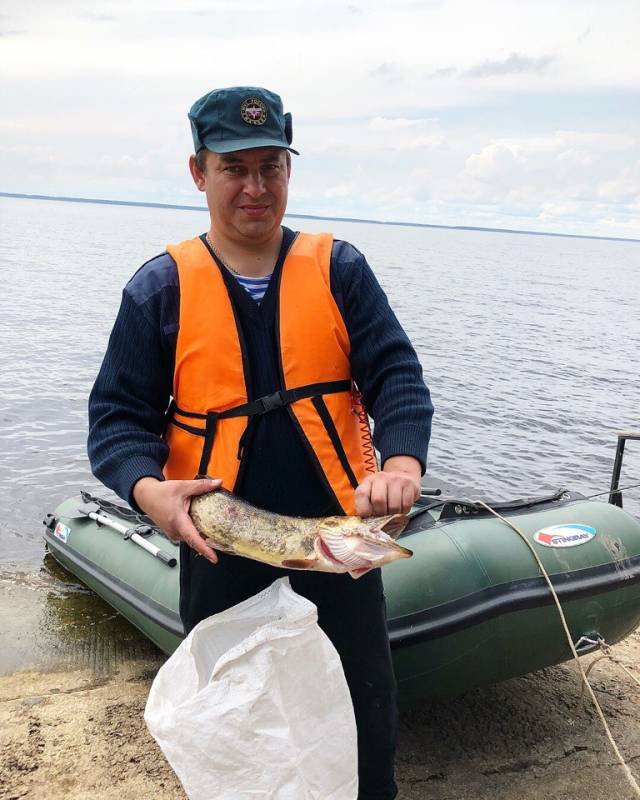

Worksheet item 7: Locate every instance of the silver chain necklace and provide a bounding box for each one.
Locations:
[205,233,241,276]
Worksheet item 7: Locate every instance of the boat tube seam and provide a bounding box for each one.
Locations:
[388,556,640,646]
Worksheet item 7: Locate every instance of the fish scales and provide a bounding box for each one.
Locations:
[189,488,413,578]
[193,490,317,561]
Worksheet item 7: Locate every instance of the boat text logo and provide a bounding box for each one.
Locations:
[533,524,596,548]
[53,522,70,543]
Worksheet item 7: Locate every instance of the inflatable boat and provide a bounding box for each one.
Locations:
[44,469,640,703]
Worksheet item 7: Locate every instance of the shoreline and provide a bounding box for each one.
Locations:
[2,191,639,244]
[2,623,639,799]
[2,566,640,798]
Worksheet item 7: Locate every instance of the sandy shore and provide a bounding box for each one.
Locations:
[2,631,640,800]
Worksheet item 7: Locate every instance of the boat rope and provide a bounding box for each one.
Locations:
[583,481,640,501]
[80,490,162,532]
[477,500,640,798]
[583,640,640,693]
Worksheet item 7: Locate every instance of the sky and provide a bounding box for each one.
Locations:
[1,0,639,239]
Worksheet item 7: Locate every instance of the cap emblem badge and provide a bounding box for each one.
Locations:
[240,97,268,126]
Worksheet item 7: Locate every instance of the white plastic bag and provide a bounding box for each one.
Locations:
[144,577,358,800]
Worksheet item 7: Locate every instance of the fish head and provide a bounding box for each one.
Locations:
[315,515,412,578]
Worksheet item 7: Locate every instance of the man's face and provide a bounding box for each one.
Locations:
[190,146,291,246]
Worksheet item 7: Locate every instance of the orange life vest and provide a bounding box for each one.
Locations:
[163,232,376,514]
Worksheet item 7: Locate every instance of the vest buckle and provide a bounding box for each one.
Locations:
[257,390,287,414]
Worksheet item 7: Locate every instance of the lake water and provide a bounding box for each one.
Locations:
[1,195,639,567]
[0,195,639,668]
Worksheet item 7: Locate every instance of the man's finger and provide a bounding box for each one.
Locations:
[178,518,218,564]
[187,478,223,496]
[401,483,416,514]
[188,536,219,564]
[182,478,222,514]
[355,477,374,517]
[370,478,389,515]
[387,482,404,514]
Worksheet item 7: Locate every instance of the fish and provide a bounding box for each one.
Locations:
[189,487,413,578]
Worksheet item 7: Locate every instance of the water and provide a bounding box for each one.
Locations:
[0,196,639,666]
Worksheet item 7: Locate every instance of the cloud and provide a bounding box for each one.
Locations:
[307,116,446,153]
[425,53,556,82]
[324,183,355,199]
[465,52,556,78]
[598,160,640,203]
[450,130,640,234]
[76,12,116,22]
[367,117,438,131]
[0,29,26,37]
[369,62,399,80]
[427,67,457,79]
[463,131,635,187]
[576,25,591,43]
[1,0,638,238]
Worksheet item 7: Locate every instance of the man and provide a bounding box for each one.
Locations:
[88,86,433,799]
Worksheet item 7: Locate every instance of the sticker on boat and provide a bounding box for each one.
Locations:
[533,524,596,548]
[54,522,70,543]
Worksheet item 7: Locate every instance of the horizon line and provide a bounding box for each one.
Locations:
[1,191,638,244]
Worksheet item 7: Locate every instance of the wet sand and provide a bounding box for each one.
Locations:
[2,634,640,799]
[2,570,640,800]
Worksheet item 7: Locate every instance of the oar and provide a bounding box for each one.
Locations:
[76,502,177,568]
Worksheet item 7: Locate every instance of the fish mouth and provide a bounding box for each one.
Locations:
[317,537,369,570]
[316,528,412,577]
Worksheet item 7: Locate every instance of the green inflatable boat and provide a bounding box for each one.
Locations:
[44,479,640,703]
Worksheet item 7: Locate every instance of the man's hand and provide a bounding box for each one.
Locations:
[133,477,221,564]
[355,456,421,517]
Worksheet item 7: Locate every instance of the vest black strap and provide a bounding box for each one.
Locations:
[198,413,218,478]
[170,379,351,423]
[311,395,360,490]
[166,379,352,477]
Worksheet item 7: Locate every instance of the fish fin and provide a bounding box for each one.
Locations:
[348,566,374,579]
[369,514,409,539]
[282,559,316,570]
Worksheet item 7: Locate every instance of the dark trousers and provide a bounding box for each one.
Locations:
[180,546,399,800]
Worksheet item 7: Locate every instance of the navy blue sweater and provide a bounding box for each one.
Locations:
[88,228,433,515]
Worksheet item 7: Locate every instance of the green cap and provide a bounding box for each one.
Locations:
[188,86,299,155]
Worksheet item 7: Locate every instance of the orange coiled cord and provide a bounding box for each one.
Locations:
[351,387,378,474]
